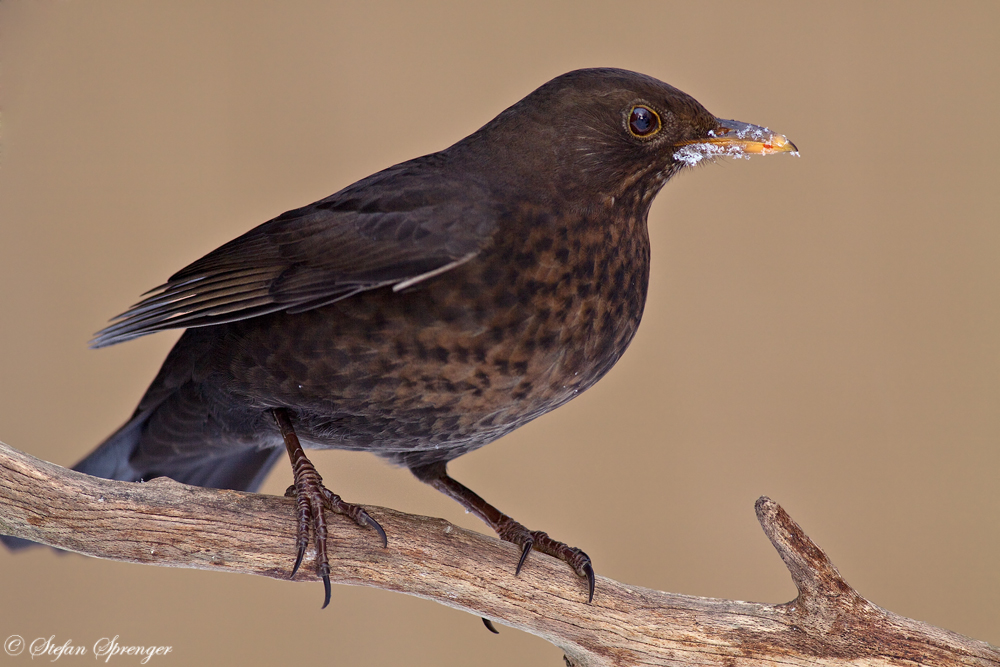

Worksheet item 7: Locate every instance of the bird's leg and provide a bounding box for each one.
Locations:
[410,461,595,602]
[272,408,387,608]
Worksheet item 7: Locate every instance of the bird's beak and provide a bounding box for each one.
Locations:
[673,118,797,165]
[700,118,797,154]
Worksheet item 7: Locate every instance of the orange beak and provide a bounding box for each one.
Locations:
[674,118,798,165]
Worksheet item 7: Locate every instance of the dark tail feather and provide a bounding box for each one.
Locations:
[70,412,148,482]
[0,535,44,550]
[2,415,283,550]
[157,446,284,492]
[72,411,285,492]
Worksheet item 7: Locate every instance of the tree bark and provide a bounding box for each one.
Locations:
[0,440,996,667]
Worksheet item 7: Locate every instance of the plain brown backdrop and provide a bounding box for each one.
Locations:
[1,1,997,664]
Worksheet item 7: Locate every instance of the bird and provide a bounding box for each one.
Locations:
[2,68,796,607]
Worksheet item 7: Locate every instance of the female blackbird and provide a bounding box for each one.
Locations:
[71,68,796,606]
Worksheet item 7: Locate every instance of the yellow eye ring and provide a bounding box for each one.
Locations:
[627,105,661,138]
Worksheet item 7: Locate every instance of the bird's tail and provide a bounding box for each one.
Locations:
[1,412,283,550]
[72,409,284,491]
[70,412,148,482]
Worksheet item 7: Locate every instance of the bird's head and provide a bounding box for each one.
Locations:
[460,68,796,207]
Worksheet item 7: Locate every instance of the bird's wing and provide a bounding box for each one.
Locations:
[91,156,496,348]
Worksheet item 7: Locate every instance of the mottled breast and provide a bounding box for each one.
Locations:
[218,198,651,465]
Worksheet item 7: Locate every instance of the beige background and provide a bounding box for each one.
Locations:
[1,1,997,664]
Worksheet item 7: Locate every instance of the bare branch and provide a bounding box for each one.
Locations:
[1,440,996,667]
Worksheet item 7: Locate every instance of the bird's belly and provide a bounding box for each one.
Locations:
[218,208,650,460]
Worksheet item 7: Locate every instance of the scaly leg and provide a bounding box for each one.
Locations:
[272,408,387,608]
[410,461,595,602]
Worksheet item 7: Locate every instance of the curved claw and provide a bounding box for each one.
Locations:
[321,572,332,609]
[361,511,388,548]
[482,618,500,634]
[290,544,305,580]
[514,538,533,575]
[583,560,595,603]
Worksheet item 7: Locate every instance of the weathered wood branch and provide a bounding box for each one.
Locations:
[0,440,996,667]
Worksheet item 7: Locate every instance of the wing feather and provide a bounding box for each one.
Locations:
[92,155,496,348]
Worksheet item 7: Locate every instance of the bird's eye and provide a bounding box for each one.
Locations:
[628,105,661,138]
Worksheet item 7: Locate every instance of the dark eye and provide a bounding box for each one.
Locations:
[628,105,661,138]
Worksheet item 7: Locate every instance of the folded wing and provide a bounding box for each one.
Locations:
[92,154,496,348]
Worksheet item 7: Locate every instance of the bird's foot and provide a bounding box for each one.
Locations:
[273,408,386,609]
[282,465,387,608]
[412,461,596,602]
[495,516,595,602]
